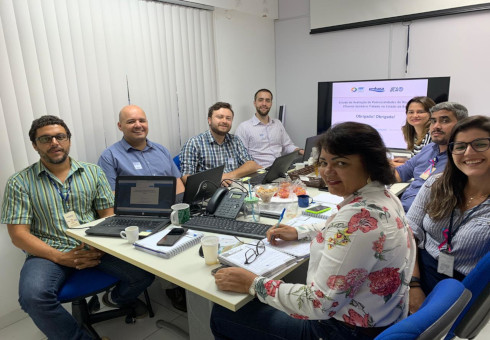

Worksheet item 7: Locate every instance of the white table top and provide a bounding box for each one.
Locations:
[66,218,305,312]
[65,183,408,312]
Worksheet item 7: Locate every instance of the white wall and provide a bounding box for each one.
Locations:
[213,8,276,129]
[276,0,490,145]
[0,0,277,329]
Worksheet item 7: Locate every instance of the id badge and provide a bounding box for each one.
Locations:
[437,250,454,277]
[63,211,81,228]
[420,164,436,180]
[133,162,142,170]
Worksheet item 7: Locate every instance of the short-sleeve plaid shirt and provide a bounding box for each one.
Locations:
[180,130,253,176]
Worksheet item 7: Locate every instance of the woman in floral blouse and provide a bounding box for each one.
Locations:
[211,122,416,340]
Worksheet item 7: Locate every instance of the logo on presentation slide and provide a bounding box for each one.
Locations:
[390,87,404,92]
[351,87,364,93]
[351,87,357,92]
[369,87,385,93]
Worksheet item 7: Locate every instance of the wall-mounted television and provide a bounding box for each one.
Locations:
[317,77,450,149]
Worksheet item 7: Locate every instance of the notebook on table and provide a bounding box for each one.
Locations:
[175,165,225,204]
[249,151,299,185]
[86,176,176,238]
[134,228,203,259]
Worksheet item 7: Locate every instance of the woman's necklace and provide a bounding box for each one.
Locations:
[465,193,489,208]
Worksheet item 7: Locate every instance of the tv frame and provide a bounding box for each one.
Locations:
[317,77,450,140]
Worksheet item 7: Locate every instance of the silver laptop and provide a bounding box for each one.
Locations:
[86,176,176,237]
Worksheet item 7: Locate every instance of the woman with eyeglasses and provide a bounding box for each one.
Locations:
[211,122,416,340]
[407,115,490,314]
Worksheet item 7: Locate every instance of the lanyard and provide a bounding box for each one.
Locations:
[47,174,73,209]
[428,156,438,167]
[439,201,485,252]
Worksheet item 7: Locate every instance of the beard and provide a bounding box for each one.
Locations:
[210,123,230,136]
[39,147,70,165]
[256,106,270,117]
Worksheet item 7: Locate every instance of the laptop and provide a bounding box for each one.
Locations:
[175,165,225,204]
[249,151,299,185]
[86,176,176,238]
[302,134,323,162]
[388,148,412,159]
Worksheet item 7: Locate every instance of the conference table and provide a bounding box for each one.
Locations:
[66,183,408,340]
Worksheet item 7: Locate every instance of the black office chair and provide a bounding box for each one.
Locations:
[58,268,154,339]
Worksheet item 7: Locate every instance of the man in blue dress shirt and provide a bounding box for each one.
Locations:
[98,105,186,311]
[98,105,184,194]
[395,102,468,212]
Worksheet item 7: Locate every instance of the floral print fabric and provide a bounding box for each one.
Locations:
[255,182,416,328]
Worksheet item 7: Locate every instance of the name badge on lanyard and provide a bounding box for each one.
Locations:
[47,174,79,227]
[420,157,437,180]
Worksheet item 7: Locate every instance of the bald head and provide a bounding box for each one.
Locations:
[118,105,149,149]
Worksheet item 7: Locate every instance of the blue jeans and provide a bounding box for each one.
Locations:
[211,299,374,340]
[19,254,154,340]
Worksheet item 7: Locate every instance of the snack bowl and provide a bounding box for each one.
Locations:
[254,184,278,203]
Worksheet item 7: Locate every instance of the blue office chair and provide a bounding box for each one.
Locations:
[173,155,181,171]
[58,268,153,339]
[446,252,490,339]
[375,278,472,340]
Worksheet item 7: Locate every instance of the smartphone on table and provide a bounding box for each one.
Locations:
[157,227,188,247]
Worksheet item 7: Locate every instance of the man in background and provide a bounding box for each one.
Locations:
[98,104,184,194]
[235,89,303,167]
[98,105,186,311]
[180,101,260,184]
[395,102,468,212]
[1,115,154,339]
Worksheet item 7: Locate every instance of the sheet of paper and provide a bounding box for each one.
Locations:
[313,192,343,205]
[263,239,311,258]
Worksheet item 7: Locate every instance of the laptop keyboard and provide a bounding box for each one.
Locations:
[96,217,168,229]
[182,216,271,239]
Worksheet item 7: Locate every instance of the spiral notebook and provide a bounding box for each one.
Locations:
[134,228,203,259]
[218,242,299,277]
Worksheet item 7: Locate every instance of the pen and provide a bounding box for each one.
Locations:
[275,208,286,228]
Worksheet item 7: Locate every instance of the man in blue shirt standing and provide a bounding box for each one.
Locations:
[395,102,468,212]
[98,105,184,194]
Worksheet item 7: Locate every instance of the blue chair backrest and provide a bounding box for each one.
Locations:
[173,155,181,171]
[446,252,490,339]
[375,278,471,340]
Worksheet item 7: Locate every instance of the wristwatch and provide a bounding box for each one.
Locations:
[248,276,262,296]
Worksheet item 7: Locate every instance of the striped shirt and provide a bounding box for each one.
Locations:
[235,116,297,167]
[1,159,114,252]
[179,130,253,175]
[407,175,490,275]
[412,132,432,156]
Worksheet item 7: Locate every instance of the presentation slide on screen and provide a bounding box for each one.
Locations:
[332,79,428,149]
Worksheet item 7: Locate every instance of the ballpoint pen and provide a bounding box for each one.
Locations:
[274,208,286,228]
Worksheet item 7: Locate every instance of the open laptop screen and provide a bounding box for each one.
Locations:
[115,176,176,216]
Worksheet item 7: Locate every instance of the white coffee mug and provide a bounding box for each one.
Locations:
[120,226,139,244]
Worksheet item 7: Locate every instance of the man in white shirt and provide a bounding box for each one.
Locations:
[235,89,303,167]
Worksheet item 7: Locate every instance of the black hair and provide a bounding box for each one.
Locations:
[318,121,396,185]
[254,89,273,101]
[29,115,72,143]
